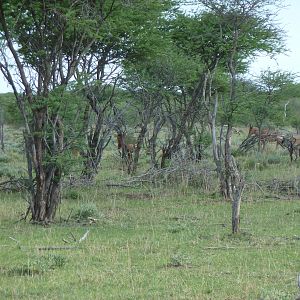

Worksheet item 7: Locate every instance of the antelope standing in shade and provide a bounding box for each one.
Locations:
[116,132,137,173]
[117,133,136,159]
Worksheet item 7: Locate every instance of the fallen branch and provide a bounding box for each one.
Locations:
[9,236,20,244]
[78,230,90,243]
[106,183,137,188]
[37,246,79,251]
[203,246,236,250]
[105,162,215,188]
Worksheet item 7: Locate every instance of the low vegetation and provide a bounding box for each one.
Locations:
[0,125,300,299]
[0,1,300,299]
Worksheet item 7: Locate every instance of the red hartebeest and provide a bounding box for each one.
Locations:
[248,125,270,150]
[117,133,136,158]
[248,125,285,150]
[116,132,137,173]
[248,125,270,137]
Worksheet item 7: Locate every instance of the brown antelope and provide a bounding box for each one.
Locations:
[116,133,136,160]
[248,125,270,137]
[248,125,270,150]
[265,133,284,149]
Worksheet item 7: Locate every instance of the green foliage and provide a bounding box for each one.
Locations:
[5,254,67,277]
[0,187,300,298]
[243,155,268,171]
[266,154,282,165]
[0,93,22,125]
[259,288,295,300]
[171,2,284,72]
[168,253,191,267]
[73,202,99,220]
[0,165,22,178]
[33,254,67,273]
[65,190,80,200]
[0,153,10,163]
[242,71,295,127]
[286,97,300,132]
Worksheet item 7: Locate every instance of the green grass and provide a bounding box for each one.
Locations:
[0,126,300,299]
[0,188,299,299]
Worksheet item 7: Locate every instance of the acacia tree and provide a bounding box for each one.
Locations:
[0,0,120,223]
[172,0,284,233]
[121,71,164,173]
[195,0,285,233]
[248,70,294,150]
[74,0,175,178]
[287,100,300,134]
[123,42,204,170]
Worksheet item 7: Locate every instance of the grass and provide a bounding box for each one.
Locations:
[0,126,300,299]
[0,188,299,299]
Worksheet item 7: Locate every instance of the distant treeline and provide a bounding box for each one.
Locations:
[0,93,23,125]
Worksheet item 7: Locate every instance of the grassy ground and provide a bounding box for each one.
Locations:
[0,128,300,299]
[0,189,299,299]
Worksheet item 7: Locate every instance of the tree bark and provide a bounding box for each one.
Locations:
[132,125,148,174]
[0,107,4,151]
[149,116,165,168]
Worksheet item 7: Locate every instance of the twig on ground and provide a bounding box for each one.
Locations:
[78,230,90,243]
[37,246,79,251]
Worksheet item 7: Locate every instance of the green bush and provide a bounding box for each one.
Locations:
[7,254,67,276]
[169,253,191,267]
[65,190,80,200]
[0,154,10,163]
[244,157,256,170]
[0,165,24,178]
[73,202,99,220]
[34,254,67,272]
[267,154,282,165]
[243,155,268,171]
[0,93,23,125]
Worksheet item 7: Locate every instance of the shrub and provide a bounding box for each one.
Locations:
[0,154,10,163]
[267,154,282,165]
[73,202,99,220]
[168,253,191,267]
[259,288,294,300]
[7,254,67,276]
[244,157,256,170]
[65,190,80,200]
[34,254,67,272]
[243,155,268,171]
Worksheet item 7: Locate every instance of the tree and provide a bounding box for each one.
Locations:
[288,99,300,133]
[0,0,177,221]
[186,0,285,233]
[247,70,295,150]
[74,0,175,178]
[0,0,120,223]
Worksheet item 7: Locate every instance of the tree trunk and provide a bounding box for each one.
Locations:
[208,93,228,198]
[0,107,4,151]
[224,126,233,200]
[224,125,245,234]
[149,116,165,168]
[184,130,194,160]
[81,104,111,180]
[29,111,64,223]
[230,155,245,234]
[132,125,148,174]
